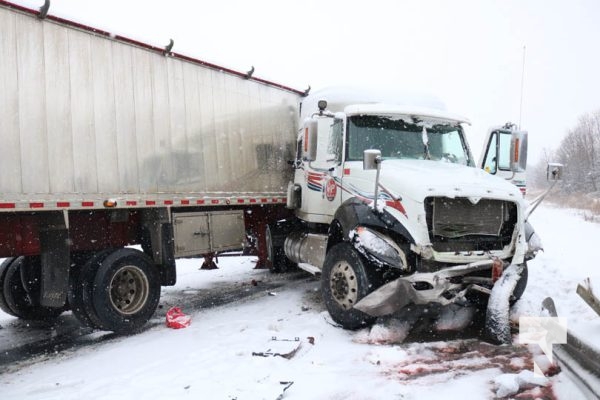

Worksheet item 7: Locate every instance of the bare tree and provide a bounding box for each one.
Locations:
[554,110,600,194]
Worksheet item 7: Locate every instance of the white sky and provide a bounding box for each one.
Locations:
[13,0,600,163]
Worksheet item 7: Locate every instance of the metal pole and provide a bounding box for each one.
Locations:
[373,157,381,211]
[518,45,526,129]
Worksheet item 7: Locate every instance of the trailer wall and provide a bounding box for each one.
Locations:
[0,4,300,210]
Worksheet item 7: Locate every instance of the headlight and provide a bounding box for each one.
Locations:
[352,226,407,270]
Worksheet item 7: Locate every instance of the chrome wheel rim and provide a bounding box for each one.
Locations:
[330,261,358,309]
[109,265,149,315]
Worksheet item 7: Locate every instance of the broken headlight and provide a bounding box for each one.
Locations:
[352,226,407,270]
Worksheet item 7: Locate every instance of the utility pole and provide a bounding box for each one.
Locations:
[519,45,526,129]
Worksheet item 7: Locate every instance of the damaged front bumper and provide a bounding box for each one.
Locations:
[354,259,501,317]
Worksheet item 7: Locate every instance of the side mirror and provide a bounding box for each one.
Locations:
[510,131,528,172]
[303,118,318,161]
[546,163,564,181]
[363,149,382,170]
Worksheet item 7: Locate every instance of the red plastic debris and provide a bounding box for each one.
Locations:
[166,307,191,329]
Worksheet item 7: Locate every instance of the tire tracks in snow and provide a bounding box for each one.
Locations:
[0,270,312,373]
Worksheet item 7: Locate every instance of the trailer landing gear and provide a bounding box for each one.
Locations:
[201,254,218,270]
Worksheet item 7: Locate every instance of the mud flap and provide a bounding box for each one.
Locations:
[39,226,70,308]
[485,264,523,344]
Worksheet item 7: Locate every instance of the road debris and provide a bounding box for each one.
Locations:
[165,307,191,329]
[252,337,303,359]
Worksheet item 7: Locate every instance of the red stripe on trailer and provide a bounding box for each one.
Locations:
[211,199,219,205]
[180,200,190,205]
[249,199,257,203]
[164,200,173,205]
[30,202,44,208]
[82,201,94,207]
[126,201,137,206]
[261,198,268,203]
[237,199,245,204]
[57,202,70,207]
[197,200,205,205]
[0,203,15,209]
[146,201,156,206]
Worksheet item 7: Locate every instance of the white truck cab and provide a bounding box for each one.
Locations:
[281,87,534,342]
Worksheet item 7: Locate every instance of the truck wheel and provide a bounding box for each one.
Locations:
[511,263,528,303]
[68,250,114,329]
[2,257,64,320]
[266,224,295,273]
[321,242,376,329]
[0,258,18,317]
[91,248,160,334]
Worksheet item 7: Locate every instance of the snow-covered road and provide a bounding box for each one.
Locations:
[0,205,598,399]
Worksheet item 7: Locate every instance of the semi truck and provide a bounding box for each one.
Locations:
[0,0,539,340]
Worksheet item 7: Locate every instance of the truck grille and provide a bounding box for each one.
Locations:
[425,197,517,252]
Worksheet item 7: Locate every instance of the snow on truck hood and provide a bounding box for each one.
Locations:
[375,160,522,202]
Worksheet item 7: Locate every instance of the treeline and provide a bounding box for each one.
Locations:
[530,110,600,195]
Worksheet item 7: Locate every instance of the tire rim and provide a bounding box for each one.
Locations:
[109,265,149,315]
[330,261,358,310]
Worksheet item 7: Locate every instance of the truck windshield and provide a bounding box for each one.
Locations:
[347,115,470,165]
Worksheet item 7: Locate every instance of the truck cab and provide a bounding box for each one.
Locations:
[479,124,528,195]
[282,87,534,335]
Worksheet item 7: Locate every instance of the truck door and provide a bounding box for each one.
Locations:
[480,127,528,194]
[295,116,343,223]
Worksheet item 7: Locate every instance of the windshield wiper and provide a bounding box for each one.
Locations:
[422,126,431,160]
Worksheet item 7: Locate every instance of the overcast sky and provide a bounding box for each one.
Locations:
[13,0,600,163]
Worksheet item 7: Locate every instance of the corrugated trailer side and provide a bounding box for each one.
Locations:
[0,2,301,209]
[0,1,304,334]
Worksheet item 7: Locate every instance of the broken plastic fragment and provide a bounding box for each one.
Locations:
[166,306,191,329]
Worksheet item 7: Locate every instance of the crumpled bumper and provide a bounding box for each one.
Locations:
[354,259,498,317]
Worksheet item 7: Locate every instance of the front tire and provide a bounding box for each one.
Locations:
[321,243,376,329]
[91,248,161,334]
[511,263,528,303]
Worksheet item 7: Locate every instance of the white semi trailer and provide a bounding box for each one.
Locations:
[0,1,302,333]
[0,1,541,340]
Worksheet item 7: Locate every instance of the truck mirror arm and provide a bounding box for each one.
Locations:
[525,180,558,221]
[525,163,563,221]
[378,182,402,202]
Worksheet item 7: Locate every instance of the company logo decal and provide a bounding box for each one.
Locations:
[325,178,337,201]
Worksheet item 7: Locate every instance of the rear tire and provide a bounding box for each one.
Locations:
[2,257,64,320]
[0,258,18,317]
[266,224,293,273]
[321,242,376,329]
[68,250,114,329]
[91,248,161,334]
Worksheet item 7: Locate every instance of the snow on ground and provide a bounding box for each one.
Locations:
[515,204,600,351]
[0,204,598,399]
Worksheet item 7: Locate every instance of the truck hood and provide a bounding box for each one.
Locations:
[373,160,522,202]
